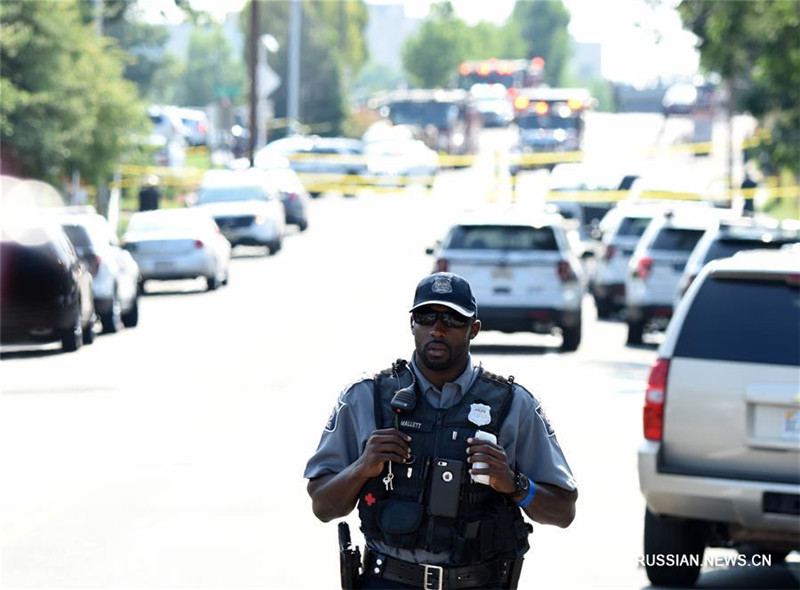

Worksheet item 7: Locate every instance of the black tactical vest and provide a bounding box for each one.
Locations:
[357,360,532,565]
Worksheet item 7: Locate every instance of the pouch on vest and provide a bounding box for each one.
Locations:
[377,500,424,549]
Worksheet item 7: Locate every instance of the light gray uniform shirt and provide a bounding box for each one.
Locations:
[304,355,578,564]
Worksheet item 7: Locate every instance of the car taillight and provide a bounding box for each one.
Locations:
[603,244,616,262]
[635,256,653,280]
[194,239,205,249]
[556,260,577,282]
[643,358,670,441]
[435,259,449,272]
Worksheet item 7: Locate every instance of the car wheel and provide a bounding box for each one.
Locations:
[298,220,308,232]
[101,290,123,334]
[595,296,613,319]
[560,322,581,352]
[221,269,229,286]
[269,240,282,255]
[82,312,96,345]
[137,279,147,295]
[206,275,219,291]
[644,508,706,587]
[61,306,84,353]
[121,297,139,328]
[627,319,644,345]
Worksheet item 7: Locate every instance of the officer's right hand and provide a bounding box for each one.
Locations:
[356,428,411,479]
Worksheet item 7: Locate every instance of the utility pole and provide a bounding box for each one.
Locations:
[248,0,260,166]
[287,0,301,134]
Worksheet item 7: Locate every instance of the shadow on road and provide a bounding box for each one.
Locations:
[643,560,800,590]
[470,343,558,355]
[0,345,63,360]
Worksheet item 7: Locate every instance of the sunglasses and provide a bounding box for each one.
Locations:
[412,309,470,328]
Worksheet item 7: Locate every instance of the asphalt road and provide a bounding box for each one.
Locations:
[2,114,796,589]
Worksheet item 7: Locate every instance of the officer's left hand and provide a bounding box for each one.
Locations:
[466,437,516,495]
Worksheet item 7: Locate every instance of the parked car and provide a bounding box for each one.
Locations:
[176,107,210,147]
[638,248,800,587]
[57,211,141,333]
[625,206,730,344]
[254,136,366,197]
[193,168,286,253]
[592,201,683,318]
[675,216,800,302]
[426,208,585,351]
[1,218,96,351]
[363,138,439,188]
[250,165,310,232]
[122,208,231,292]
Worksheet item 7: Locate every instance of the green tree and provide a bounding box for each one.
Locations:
[402,2,471,88]
[508,0,571,86]
[0,0,147,185]
[678,0,800,175]
[249,0,369,137]
[177,25,244,107]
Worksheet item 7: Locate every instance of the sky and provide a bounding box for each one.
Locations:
[146,0,700,86]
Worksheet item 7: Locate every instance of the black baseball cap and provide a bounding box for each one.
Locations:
[410,272,477,318]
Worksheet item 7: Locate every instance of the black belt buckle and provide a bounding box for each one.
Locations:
[423,564,444,590]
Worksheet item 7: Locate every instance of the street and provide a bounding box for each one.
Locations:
[2,114,796,589]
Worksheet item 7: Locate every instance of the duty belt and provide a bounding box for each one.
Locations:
[366,551,514,589]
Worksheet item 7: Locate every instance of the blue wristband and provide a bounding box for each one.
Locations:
[516,478,536,509]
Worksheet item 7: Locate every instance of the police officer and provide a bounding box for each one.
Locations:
[305,272,578,589]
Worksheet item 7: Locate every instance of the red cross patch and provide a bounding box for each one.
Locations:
[364,493,376,507]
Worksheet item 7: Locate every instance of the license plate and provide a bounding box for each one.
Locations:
[492,267,513,280]
[782,410,800,440]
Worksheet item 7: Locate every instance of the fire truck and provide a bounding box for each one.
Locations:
[455,57,545,93]
[371,89,481,160]
[510,87,595,172]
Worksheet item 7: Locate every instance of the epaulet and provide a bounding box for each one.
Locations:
[481,369,515,387]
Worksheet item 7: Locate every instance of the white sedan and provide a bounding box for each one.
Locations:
[123,208,231,292]
[194,168,286,254]
[363,138,439,188]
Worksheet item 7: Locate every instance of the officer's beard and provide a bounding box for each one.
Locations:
[418,340,467,372]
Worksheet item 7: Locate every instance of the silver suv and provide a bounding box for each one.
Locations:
[638,249,800,587]
[625,206,729,344]
[426,209,585,351]
[592,202,678,318]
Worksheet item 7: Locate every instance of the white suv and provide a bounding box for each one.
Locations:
[426,209,585,351]
[638,249,800,587]
[592,202,681,318]
[625,207,729,344]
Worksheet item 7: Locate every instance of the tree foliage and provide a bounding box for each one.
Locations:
[250,0,369,137]
[176,25,244,107]
[508,0,571,86]
[401,0,571,89]
[402,3,471,88]
[678,0,800,175]
[0,0,147,184]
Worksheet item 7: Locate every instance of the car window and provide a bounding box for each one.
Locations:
[196,186,270,204]
[704,237,794,264]
[674,277,800,366]
[616,216,652,238]
[651,228,705,251]
[62,225,91,248]
[445,225,559,251]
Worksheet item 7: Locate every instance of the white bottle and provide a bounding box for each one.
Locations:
[471,430,497,485]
